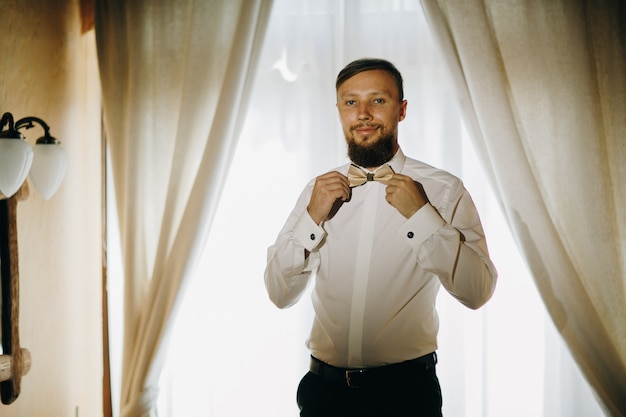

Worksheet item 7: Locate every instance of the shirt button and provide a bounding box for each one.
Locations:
[407,231,414,239]
[310,233,316,240]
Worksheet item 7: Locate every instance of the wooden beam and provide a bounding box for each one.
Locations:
[0,185,29,405]
[80,0,95,34]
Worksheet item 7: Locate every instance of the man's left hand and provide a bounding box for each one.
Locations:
[385,174,427,218]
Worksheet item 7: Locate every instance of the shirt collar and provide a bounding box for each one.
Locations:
[386,147,406,174]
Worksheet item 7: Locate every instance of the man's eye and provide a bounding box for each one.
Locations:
[346,100,356,106]
[373,98,384,104]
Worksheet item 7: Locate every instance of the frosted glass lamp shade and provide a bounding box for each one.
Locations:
[29,143,68,200]
[0,138,34,198]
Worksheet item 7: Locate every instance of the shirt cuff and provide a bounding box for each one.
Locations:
[399,203,445,247]
[294,211,327,251]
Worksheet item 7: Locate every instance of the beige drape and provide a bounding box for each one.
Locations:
[94,1,273,415]
[421,0,625,415]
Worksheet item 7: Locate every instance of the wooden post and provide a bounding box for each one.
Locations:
[0,185,30,404]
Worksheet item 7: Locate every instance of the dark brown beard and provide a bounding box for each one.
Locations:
[347,133,396,167]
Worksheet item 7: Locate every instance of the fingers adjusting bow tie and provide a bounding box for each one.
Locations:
[348,164,395,188]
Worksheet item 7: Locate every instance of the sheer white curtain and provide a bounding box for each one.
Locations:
[155,0,603,416]
[421,0,625,415]
[96,1,273,416]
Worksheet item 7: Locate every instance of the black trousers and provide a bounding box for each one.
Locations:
[296,355,443,417]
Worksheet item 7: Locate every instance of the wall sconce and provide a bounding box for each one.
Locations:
[0,110,63,404]
[0,112,67,200]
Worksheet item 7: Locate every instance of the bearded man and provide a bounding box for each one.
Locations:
[264,58,497,417]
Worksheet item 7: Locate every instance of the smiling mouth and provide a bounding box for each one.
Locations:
[352,124,381,135]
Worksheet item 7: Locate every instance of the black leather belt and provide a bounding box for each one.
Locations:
[309,353,437,388]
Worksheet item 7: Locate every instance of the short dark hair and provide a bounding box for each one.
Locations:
[335,58,404,100]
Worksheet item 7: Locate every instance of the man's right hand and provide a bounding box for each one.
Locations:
[307,171,350,225]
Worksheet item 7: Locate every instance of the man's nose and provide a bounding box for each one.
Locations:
[358,104,372,120]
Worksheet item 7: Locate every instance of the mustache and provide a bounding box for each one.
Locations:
[350,123,382,131]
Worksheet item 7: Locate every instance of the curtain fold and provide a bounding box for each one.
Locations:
[421,0,626,415]
[94,1,273,415]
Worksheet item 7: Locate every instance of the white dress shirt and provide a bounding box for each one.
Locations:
[265,148,497,368]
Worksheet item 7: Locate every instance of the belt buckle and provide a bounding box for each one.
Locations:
[345,368,366,388]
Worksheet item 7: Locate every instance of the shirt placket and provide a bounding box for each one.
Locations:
[346,183,380,367]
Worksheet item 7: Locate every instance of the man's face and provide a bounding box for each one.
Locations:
[336,69,407,168]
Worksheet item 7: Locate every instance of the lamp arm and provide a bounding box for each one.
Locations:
[14,117,54,141]
[0,113,17,137]
[1,113,58,144]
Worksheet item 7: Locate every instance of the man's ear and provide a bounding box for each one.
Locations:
[399,99,408,121]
